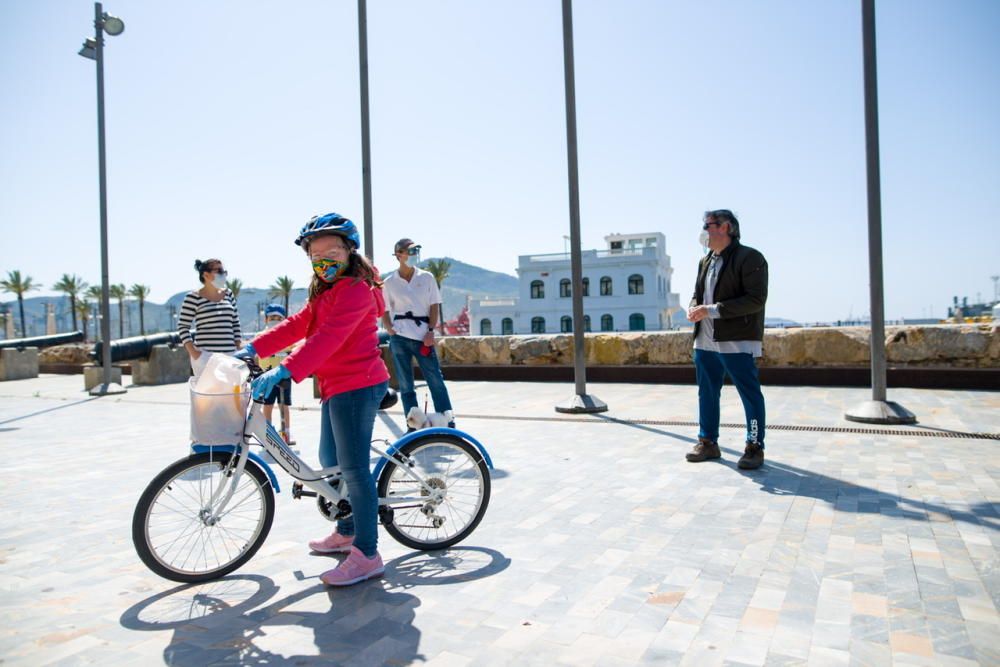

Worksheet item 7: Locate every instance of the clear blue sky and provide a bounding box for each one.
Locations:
[2,0,998,323]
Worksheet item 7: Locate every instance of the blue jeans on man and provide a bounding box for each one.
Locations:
[318,380,388,558]
[389,335,453,418]
[694,349,766,448]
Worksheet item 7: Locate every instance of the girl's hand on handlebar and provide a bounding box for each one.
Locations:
[251,364,290,400]
[233,342,256,362]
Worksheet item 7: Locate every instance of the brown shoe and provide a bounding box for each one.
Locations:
[738,442,764,469]
[686,437,721,462]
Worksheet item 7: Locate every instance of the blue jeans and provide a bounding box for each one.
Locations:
[389,335,453,417]
[694,349,766,448]
[318,380,388,558]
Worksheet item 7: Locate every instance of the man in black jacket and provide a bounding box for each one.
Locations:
[685,210,768,469]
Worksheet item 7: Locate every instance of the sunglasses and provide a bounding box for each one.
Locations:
[209,268,228,276]
[702,222,722,230]
[397,245,422,256]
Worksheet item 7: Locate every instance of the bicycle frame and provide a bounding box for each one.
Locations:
[195,398,488,525]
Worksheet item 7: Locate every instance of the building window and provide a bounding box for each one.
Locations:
[600,276,612,296]
[559,278,571,298]
[582,277,590,297]
[531,317,546,333]
[480,319,492,335]
[628,274,644,295]
[583,315,591,332]
[560,316,572,333]
[501,318,513,335]
[530,280,544,299]
[601,314,613,331]
[629,313,645,331]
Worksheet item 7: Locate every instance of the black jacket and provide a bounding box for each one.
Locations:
[690,240,768,342]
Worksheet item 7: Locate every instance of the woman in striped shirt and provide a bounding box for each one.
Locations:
[177,258,243,363]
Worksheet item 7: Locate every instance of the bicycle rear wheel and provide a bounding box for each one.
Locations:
[132,451,275,583]
[377,435,490,550]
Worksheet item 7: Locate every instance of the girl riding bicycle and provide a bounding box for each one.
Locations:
[239,213,390,586]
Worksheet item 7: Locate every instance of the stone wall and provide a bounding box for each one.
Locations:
[35,324,1000,371]
[437,325,1000,368]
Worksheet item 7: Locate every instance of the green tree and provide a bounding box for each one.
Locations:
[226,277,243,301]
[1,270,39,337]
[269,276,295,316]
[424,259,452,333]
[109,283,127,339]
[85,286,103,340]
[129,284,151,335]
[75,298,92,341]
[52,274,88,333]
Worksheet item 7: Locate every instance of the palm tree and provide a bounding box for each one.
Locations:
[85,286,103,341]
[424,259,452,333]
[1,270,39,337]
[52,274,88,333]
[75,298,92,341]
[129,284,151,335]
[109,283,127,338]
[226,277,243,301]
[269,276,295,315]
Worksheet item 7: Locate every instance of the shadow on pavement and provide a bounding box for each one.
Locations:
[0,397,100,426]
[716,445,1000,531]
[120,546,509,665]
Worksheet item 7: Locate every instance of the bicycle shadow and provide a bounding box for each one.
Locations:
[120,547,509,665]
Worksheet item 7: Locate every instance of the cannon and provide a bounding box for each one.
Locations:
[91,332,181,363]
[0,331,85,350]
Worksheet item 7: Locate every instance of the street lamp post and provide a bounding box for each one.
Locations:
[79,2,126,396]
[555,0,606,415]
[845,0,914,424]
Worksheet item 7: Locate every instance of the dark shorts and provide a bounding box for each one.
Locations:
[261,378,292,406]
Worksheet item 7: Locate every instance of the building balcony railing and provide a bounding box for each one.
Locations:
[523,247,656,264]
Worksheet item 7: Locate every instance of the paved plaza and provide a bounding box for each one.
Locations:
[0,372,998,666]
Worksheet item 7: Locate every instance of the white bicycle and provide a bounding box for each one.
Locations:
[132,361,493,583]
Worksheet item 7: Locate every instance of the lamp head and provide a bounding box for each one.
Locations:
[78,38,97,60]
[102,14,125,36]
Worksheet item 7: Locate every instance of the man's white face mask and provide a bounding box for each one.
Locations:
[699,230,710,249]
[405,252,421,267]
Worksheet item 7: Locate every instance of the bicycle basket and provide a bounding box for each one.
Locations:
[189,381,250,445]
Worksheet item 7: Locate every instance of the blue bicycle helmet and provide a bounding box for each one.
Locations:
[264,304,286,318]
[295,213,360,249]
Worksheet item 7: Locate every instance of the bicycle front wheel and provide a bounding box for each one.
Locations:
[132,451,275,583]
[377,435,490,550]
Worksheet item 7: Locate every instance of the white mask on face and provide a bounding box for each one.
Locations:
[211,274,227,289]
[699,230,710,249]
[405,252,421,267]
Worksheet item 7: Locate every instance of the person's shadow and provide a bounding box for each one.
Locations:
[120,547,510,665]
[596,414,999,531]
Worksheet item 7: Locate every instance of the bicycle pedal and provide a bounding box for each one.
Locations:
[291,482,317,499]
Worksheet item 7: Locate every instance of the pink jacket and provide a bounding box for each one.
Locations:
[253,278,389,401]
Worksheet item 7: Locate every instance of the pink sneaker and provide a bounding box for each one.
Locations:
[308,532,354,554]
[320,546,385,586]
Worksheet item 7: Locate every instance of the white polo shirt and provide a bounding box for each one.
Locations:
[383,267,441,341]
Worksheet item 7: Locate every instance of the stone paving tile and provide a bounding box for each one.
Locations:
[0,376,998,665]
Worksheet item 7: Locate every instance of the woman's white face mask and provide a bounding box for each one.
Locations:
[211,274,227,289]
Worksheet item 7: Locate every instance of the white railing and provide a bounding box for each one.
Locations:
[525,248,652,263]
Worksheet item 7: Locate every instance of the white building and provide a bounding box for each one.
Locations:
[470,232,681,335]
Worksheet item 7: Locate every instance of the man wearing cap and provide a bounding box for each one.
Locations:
[381,238,455,430]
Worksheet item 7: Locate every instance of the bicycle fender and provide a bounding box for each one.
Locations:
[372,427,494,481]
[190,445,281,493]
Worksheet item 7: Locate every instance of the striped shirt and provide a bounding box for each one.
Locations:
[177,289,242,352]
